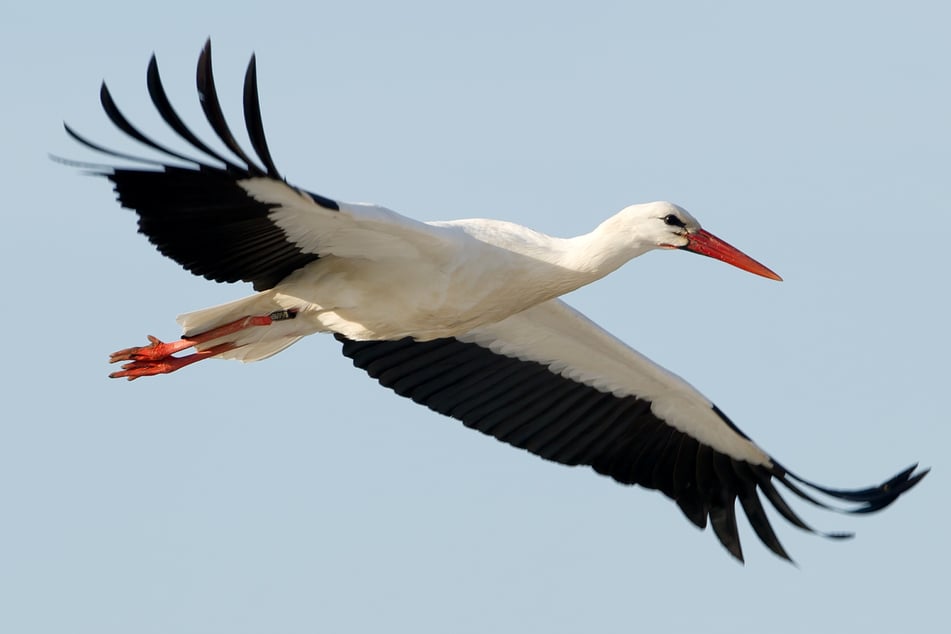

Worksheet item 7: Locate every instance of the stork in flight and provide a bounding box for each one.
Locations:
[64,41,926,562]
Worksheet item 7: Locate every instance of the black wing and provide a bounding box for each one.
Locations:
[65,39,337,291]
[337,332,927,563]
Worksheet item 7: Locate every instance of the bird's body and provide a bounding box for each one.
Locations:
[63,40,926,563]
[179,194,692,346]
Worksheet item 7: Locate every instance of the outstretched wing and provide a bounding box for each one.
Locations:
[65,39,445,291]
[338,299,927,562]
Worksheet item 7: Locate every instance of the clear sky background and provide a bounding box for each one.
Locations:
[2,1,947,632]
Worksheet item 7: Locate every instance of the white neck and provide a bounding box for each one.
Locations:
[508,215,656,303]
[446,207,666,306]
[558,214,655,278]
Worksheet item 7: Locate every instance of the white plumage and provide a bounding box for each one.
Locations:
[62,40,926,563]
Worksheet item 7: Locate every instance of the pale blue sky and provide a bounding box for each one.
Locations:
[2,1,947,632]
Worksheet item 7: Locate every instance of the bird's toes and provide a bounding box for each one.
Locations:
[108,347,142,363]
[108,358,171,380]
[108,335,177,364]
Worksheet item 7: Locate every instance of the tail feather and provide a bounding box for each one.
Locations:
[176,294,316,362]
[216,335,304,362]
[176,294,279,336]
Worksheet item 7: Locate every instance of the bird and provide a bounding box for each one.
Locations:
[62,40,927,563]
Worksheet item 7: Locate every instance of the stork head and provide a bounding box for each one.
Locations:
[622,202,783,281]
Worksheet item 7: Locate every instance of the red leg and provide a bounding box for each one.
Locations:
[108,310,296,380]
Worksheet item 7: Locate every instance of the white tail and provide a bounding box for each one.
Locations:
[176,294,315,362]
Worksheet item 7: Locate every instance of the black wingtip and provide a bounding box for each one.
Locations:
[710,504,744,563]
[196,39,212,100]
[733,464,793,562]
[785,463,929,514]
[195,38,266,174]
[243,52,282,178]
[66,38,290,182]
[145,48,240,170]
[825,531,854,540]
[99,77,202,165]
[62,120,169,168]
[199,38,213,73]
[49,150,115,173]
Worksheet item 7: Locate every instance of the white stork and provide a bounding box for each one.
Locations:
[63,40,926,562]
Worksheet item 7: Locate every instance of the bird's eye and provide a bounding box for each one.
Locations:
[663,214,685,228]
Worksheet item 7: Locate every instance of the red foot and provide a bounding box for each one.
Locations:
[107,311,295,380]
[109,343,236,380]
[109,335,196,364]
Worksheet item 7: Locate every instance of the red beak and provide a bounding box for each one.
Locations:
[682,229,783,281]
